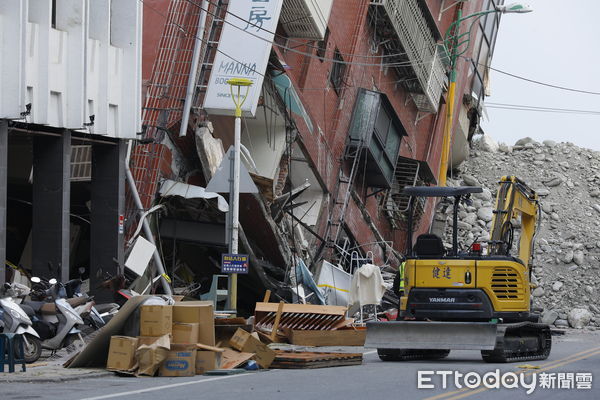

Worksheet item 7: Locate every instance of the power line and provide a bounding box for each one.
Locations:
[141,0,430,95]
[486,102,600,114]
[463,57,600,96]
[186,0,433,61]
[140,0,266,77]
[485,102,600,115]
[179,0,441,69]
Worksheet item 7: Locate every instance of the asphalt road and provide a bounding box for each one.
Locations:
[6,330,600,400]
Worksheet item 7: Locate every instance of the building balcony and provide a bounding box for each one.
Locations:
[381,155,436,229]
[370,0,447,113]
[345,89,407,189]
[279,0,334,40]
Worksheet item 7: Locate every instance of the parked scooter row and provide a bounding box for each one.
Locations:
[1,277,120,363]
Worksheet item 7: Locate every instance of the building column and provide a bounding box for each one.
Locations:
[0,120,7,285]
[90,140,126,302]
[32,131,71,282]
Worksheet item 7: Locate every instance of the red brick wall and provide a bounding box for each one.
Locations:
[273,0,487,260]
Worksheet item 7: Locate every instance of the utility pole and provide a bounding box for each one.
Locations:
[225,78,253,312]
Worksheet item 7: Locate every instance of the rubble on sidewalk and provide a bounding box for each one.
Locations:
[63,293,370,378]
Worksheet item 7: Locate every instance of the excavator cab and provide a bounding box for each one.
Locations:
[366,176,551,363]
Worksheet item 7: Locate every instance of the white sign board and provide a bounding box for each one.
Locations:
[125,236,156,277]
[203,0,283,117]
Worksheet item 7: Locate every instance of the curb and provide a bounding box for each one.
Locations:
[0,370,114,383]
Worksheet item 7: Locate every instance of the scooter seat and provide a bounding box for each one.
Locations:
[40,302,57,314]
[67,296,89,308]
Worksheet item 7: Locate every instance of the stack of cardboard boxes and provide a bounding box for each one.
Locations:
[107,301,221,376]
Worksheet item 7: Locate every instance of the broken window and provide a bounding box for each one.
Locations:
[346,88,407,188]
[316,28,329,61]
[329,48,346,94]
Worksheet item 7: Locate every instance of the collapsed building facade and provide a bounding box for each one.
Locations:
[131,0,505,310]
[0,0,505,310]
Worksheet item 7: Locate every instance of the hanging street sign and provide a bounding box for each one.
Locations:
[221,253,249,274]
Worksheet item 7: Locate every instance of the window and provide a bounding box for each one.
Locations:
[316,28,329,61]
[477,39,490,78]
[329,48,346,94]
[51,0,57,29]
[346,89,407,188]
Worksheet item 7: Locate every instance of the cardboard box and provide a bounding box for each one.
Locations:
[173,302,215,346]
[137,336,161,347]
[289,329,366,347]
[136,334,170,376]
[229,328,275,368]
[220,348,255,369]
[172,322,200,344]
[107,336,138,372]
[140,305,172,337]
[195,343,223,374]
[195,351,218,374]
[159,344,197,377]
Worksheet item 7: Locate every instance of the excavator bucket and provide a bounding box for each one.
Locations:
[365,321,499,350]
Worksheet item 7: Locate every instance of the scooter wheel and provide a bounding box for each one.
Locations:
[16,334,42,363]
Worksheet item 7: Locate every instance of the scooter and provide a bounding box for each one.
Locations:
[0,283,42,363]
[25,277,86,353]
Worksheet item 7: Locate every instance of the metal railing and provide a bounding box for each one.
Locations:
[382,157,426,229]
[371,0,447,113]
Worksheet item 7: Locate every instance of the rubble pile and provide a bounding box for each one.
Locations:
[439,135,600,330]
[69,297,365,376]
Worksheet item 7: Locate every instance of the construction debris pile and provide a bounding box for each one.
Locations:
[78,298,364,377]
[439,135,600,330]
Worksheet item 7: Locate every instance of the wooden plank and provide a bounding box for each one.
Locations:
[270,351,363,369]
[255,302,347,316]
[263,290,271,303]
[270,301,285,341]
[289,329,366,347]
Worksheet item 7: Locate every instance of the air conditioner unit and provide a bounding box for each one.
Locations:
[279,0,333,40]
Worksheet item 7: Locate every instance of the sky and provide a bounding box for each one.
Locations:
[480,1,600,151]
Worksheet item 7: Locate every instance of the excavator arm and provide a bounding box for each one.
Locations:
[488,176,540,268]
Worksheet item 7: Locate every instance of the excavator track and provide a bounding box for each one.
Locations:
[481,322,551,363]
[377,349,450,361]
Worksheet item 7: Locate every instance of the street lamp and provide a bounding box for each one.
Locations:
[437,3,532,186]
[225,77,253,312]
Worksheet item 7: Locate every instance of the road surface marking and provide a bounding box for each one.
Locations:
[80,372,261,400]
[426,347,600,400]
[422,345,600,400]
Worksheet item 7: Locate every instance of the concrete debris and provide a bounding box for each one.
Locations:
[568,308,593,329]
[476,134,499,153]
[442,136,600,330]
[541,309,559,325]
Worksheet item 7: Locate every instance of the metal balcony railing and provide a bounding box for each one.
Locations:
[382,156,428,229]
[371,0,447,113]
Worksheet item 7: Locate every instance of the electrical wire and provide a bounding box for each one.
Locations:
[485,103,600,115]
[140,0,266,77]
[463,57,600,96]
[184,0,438,61]
[171,0,442,69]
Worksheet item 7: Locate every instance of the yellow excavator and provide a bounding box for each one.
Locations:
[366,176,551,362]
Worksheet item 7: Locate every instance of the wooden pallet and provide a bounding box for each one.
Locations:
[270,351,363,369]
[254,303,349,334]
